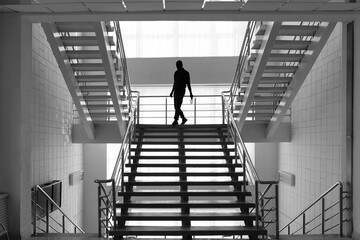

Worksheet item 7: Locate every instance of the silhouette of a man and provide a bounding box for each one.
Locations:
[170,60,193,126]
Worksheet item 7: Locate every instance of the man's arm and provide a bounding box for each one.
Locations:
[170,73,176,97]
[187,72,193,99]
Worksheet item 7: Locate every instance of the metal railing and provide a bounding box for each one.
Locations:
[279,182,351,236]
[95,91,139,237]
[222,91,279,239]
[32,185,84,235]
[136,95,224,125]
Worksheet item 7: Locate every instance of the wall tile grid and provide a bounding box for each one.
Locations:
[278,23,343,233]
[31,23,83,231]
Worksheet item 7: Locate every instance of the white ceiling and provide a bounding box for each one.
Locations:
[1,0,359,22]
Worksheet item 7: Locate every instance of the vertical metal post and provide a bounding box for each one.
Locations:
[243,151,246,192]
[106,200,109,234]
[275,184,279,239]
[45,199,49,233]
[137,95,140,124]
[340,184,344,237]
[255,181,259,228]
[194,98,197,125]
[222,96,225,124]
[302,213,306,234]
[322,198,325,234]
[165,98,168,125]
[112,179,117,229]
[33,187,38,235]
[121,151,125,192]
[287,225,290,235]
[62,215,66,233]
[98,185,102,237]
[74,226,77,233]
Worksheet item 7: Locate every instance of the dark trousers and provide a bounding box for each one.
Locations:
[174,91,185,121]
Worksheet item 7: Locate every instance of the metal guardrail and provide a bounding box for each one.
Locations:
[95,91,139,237]
[279,181,351,236]
[32,185,84,235]
[222,91,279,239]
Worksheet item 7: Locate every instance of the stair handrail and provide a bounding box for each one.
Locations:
[229,21,258,107]
[222,91,279,238]
[32,185,85,235]
[95,90,139,237]
[279,181,351,236]
[111,21,133,110]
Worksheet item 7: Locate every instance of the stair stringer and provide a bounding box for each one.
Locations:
[93,22,126,137]
[237,22,282,132]
[41,22,95,139]
[266,22,337,138]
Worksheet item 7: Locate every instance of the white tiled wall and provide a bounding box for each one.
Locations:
[31,23,83,230]
[278,23,343,233]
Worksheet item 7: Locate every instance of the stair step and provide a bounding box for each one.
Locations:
[79,86,110,92]
[131,141,234,145]
[109,226,266,236]
[116,200,255,208]
[67,50,117,59]
[134,134,230,139]
[137,124,227,129]
[246,65,297,74]
[131,148,235,152]
[240,86,286,93]
[81,95,113,101]
[118,190,251,197]
[252,39,311,50]
[268,53,304,62]
[56,22,114,32]
[85,104,114,109]
[124,172,243,177]
[76,75,108,82]
[71,63,117,71]
[243,76,292,84]
[249,104,277,110]
[126,163,242,168]
[117,212,257,221]
[61,36,115,46]
[124,181,246,186]
[253,96,282,102]
[247,112,273,117]
[278,25,318,36]
[130,155,235,160]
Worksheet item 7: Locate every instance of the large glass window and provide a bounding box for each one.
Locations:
[120,21,247,58]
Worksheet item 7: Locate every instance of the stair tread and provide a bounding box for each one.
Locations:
[137,124,227,129]
[117,212,257,220]
[116,200,255,207]
[124,172,243,176]
[109,226,266,235]
[118,190,251,197]
[130,156,235,159]
[134,134,230,138]
[131,141,234,145]
[131,148,235,152]
[126,163,242,168]
[124,181,246,186]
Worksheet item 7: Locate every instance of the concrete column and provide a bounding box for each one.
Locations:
[0,13,32,239]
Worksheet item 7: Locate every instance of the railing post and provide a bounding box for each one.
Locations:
[340,184,343,237]
[165,97,168,125]
[33,187,38,235]
[112,179,117,229]
[222,96,225,124]
[255,181,259,228]
[137,95,140,124]
[45,199,49,233]
[322,198,325,234]
[62,215,66,233]
[275,184,279,239]
[302,213,306,234]
[243,150,246,192]
[194,98,197,125]
[287,225,290,235]
[98,185,102,237]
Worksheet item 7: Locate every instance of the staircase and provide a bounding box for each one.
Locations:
[230,21,336,139]
[109,124,267,239]
[42,21,131,139]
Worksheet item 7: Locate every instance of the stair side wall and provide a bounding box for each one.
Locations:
[278,23,343,233]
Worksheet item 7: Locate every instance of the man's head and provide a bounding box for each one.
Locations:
[176,60,183,70]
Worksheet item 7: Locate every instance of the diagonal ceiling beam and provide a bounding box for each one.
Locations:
[41,22,95,140]
[266,22,337,139]
[237,21,282,131]
[93,22,126,137]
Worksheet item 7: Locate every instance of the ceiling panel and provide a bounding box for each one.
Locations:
[46,3,89,12]
[85,3,126,12]
[165,1,203,11]
[37,0,80,3]
[317,3,360,11]
[204,2,242,11]
[241,2,283,11]
[4,4,51,12]
[289,0,328,2]
[124,1,163,11]
[279,2,325,11]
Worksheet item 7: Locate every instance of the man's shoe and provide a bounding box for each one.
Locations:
[172,120,178,126]
[181,118,187,125]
